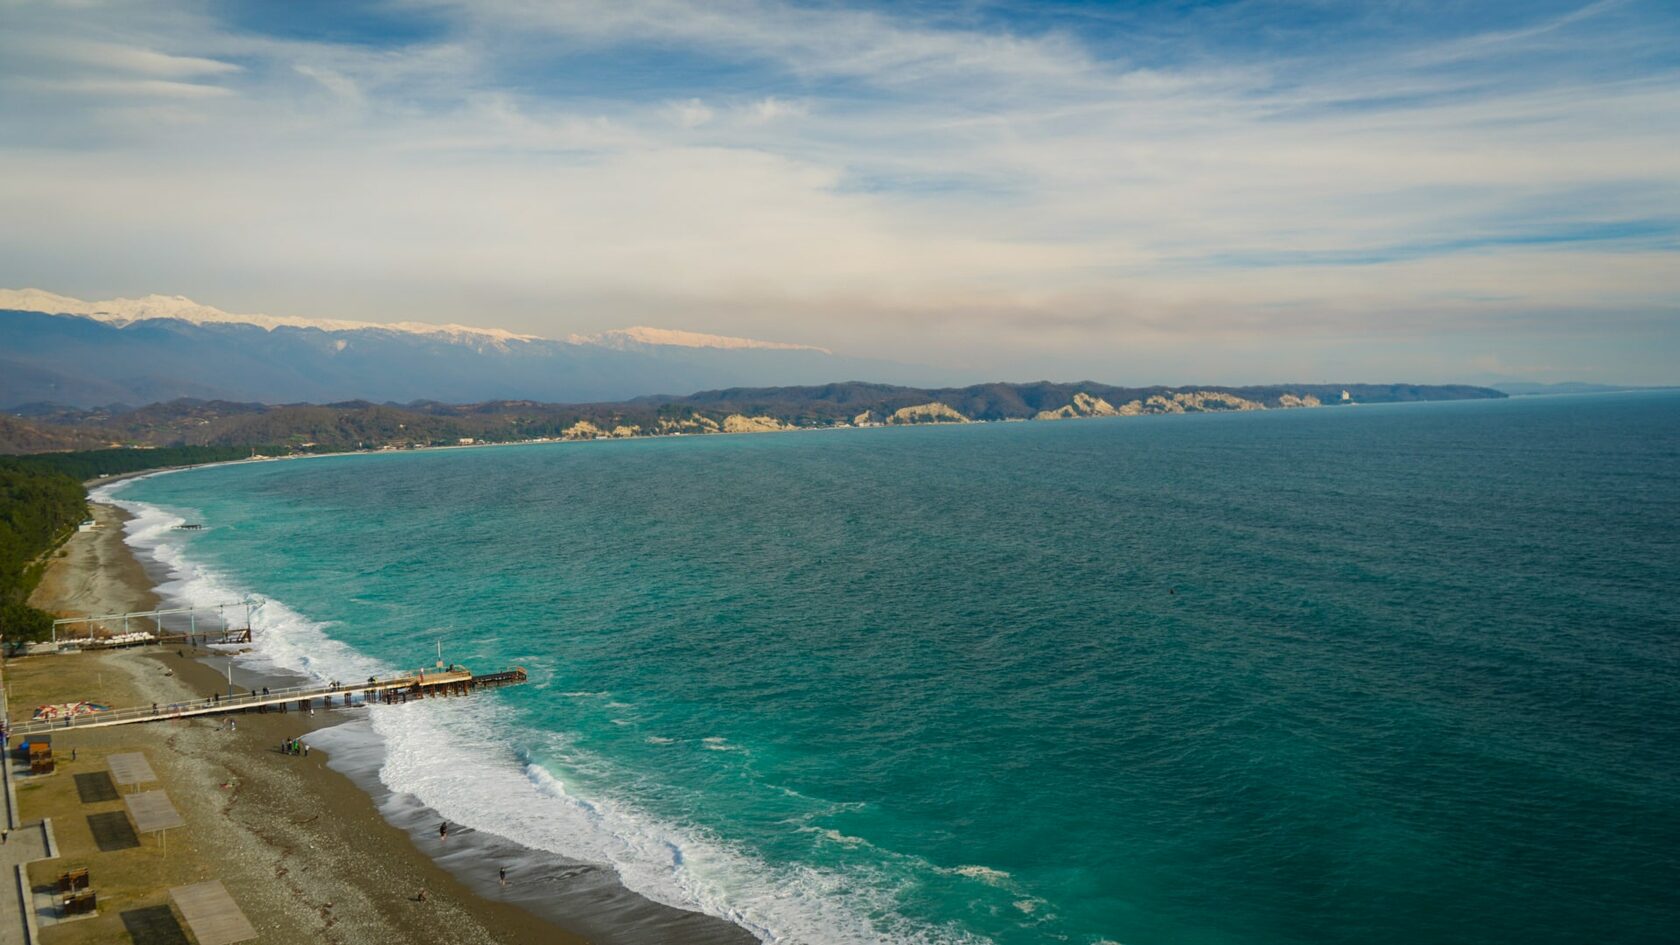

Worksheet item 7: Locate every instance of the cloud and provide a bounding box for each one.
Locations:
[0,0,1676,383]
[745,96,806,123]
[10,76,234,99]
[669,97,715,128]
[293,64,364,106]
[50,40,243,78]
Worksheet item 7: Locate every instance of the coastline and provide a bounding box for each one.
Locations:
[17,501,754,944]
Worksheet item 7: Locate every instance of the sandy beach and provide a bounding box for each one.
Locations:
[11,502,585,944]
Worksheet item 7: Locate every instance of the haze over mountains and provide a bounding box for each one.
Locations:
[0,290,920,408]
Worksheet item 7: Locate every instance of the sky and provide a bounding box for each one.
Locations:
[1,0,1677,385]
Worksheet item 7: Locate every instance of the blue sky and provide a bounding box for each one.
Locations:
[2,0,1677,383]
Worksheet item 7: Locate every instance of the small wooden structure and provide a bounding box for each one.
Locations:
[62,890,96,916]
[26,738,53,774]
[57,867,90,894]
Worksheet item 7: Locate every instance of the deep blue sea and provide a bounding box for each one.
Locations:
[105,392,1680,945]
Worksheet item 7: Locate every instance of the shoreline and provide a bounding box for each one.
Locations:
[18,500,754,944]
[58,389,1559,504]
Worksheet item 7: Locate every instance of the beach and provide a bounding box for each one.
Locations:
[12,502,584,944]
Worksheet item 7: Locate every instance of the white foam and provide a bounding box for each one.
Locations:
[951,865,1011,885]
[98,481,994,945]
[805,827,870,848]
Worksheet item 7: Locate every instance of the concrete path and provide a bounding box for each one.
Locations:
[0,820,57,945]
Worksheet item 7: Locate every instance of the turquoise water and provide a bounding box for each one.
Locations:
[110,392,1680,945]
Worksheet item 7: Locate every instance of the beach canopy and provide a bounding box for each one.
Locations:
[126,790,185,832]
[170,880,257,945]
[107,752,158,786]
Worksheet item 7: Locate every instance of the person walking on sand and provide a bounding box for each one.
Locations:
[417,888,428,902]
[499,867,507,887]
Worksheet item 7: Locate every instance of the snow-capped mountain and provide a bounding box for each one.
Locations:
[0,289,817,348]
[570,326,830,353]
[0,289,917,408]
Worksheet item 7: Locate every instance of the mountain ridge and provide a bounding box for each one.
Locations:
[0,288,826,351]
[0,292,920,408]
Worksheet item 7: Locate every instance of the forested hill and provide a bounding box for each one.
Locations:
[644,381,1503,421]
[0,458,87,642]
[1,381,1504,455]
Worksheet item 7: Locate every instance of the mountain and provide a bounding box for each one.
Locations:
[0,290,917,408]
[1,382,1505,455]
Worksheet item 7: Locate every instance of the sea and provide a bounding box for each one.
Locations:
[98,391,1680,945]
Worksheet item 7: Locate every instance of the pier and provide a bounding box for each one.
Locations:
[6,666,527,738]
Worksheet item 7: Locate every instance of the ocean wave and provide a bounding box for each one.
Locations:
[802,827,872,848]
[97,487,385,684]
[950,865,1012,885]
[96,483,993,945]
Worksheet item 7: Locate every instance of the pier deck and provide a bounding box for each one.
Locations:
[6,667,527,738]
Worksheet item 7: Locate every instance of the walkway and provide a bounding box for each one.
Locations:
[0,811,56,945]
[9,666,527,738]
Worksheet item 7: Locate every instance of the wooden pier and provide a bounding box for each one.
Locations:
[6,666,527,738]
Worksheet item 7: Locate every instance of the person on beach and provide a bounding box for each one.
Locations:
[439,821,449,842]
[499,867,507,887]
[417,888,428,902]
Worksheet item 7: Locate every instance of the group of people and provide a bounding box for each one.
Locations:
[281,737,308,756]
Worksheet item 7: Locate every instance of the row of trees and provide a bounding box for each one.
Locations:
[3,445,256,481]
[0,459,87,642]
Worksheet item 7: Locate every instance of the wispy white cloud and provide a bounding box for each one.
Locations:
[746,96,806,123]
[669,97,715,128]
[48,40,243,78]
